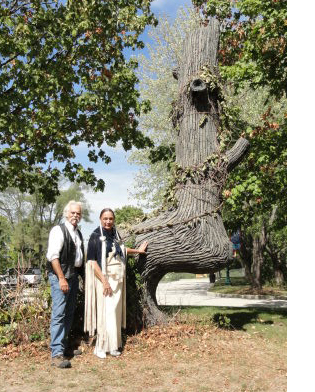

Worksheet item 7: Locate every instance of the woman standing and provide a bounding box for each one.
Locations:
[84,208,148,358]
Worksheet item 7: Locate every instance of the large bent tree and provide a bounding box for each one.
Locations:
[192,0,287,288]
[0,0,156,203]
[133,19,249,325]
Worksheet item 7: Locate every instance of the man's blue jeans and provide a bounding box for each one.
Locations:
[48,272,79,358]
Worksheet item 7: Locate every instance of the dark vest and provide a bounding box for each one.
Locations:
[47,223,85,279]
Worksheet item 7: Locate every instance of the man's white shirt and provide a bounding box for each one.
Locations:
[46,220,83,267]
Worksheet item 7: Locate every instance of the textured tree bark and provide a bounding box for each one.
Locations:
[273,264,285,286]
[251,206,281,290]
[252,235,264,290]
[239,236,255,284]
[134,20,250,325]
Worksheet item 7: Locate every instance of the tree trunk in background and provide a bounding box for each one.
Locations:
[252,234,265,290]
[251,206,281,290]
[134,20,250,325]
[239,235,254,285]
[273,258,285,286]
[268,248,285,286]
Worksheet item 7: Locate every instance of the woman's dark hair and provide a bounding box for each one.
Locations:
[99,208,115,219]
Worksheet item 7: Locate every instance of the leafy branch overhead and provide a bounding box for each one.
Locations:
[0,0,157,202]
[192,0,287,98]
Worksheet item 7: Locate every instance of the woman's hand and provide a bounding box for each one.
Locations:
[103,281,113,297]
[126,240,149,255]
[137,240,148,254]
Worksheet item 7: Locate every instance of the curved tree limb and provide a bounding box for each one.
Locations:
[224,137,250,172]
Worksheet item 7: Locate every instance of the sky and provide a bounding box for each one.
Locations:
[80,0,193,241]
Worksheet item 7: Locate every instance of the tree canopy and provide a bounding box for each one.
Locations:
[114,205,145,227]
[221,84,287,285]
[192,0,287,98]
[0,0,156,202]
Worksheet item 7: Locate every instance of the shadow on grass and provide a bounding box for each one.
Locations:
[160,305,287,331]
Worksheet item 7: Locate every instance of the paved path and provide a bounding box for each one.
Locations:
[156,278,287,308]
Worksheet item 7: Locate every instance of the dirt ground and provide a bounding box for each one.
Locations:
[0,322,286,392]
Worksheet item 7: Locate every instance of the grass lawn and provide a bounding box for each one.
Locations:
[163,306,287,344]
[210,269,287,298]
[0,306,287,392]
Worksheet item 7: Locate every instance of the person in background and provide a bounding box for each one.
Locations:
[230,229,241,258]
[84,208,148,359]
[46,200,84,368]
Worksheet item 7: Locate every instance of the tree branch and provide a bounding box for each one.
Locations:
[224,137,250,172]
[268,205,278,227]
[8,1,32,15]
[0,146,30,158]
[0,54,20,69]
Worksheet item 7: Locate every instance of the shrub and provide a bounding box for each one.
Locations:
[0,283,51,345]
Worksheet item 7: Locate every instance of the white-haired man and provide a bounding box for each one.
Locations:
[46,200,84,368]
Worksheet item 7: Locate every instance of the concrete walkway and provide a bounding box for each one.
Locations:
[156,278,287,308]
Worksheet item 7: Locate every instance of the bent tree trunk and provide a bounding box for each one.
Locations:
[134,20,249,325]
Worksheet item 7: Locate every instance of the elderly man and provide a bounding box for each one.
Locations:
[46,200,84,368]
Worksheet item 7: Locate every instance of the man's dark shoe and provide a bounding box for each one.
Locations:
[64,348,83,357]
[51,355,71,368]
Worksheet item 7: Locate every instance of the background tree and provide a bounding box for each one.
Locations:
[0,183,91,272]
[0,0,156,203]
[221,85,286,287]
[192,0,287,97]
[114,205,145,229]
[0,215,11,273]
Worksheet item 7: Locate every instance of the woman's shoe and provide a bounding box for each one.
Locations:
[110,350,121,357]
[93,348,106,359]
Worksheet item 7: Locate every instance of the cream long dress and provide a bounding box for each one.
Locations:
[84,233,127,356]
